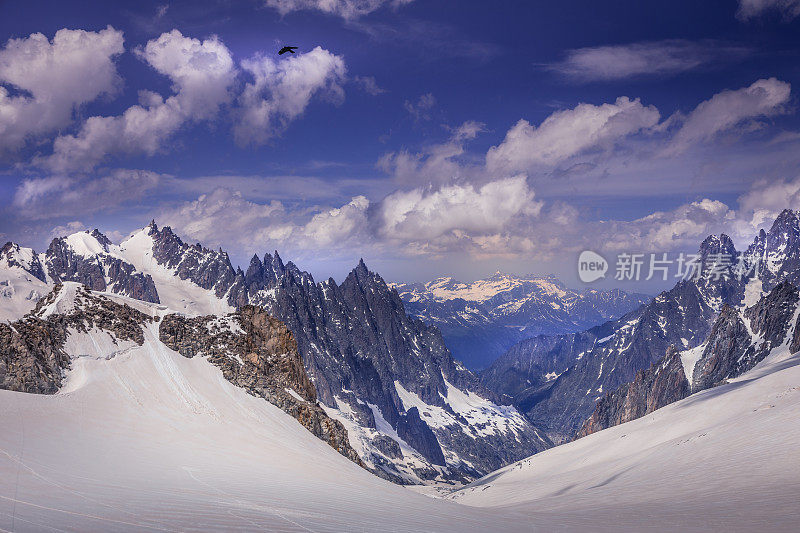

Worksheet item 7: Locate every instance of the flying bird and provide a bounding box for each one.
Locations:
[278,46,298,55]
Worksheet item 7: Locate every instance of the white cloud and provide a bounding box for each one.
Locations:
[378,120,484,185]
[303,196,369,245]
[600,199,735,252]
[264,0,413,20]
[41,30,236,172]
[13,169,163,219]
[48,221,88,241]
[737,0,800,20]
[235,47,346,146]
[375,175,541,245]
[0,26,124,153]
[353,75,385,95]
[160,188,285,247]
[404,93,436,121]
[666,78,791,154]
[548,40,749,82]
[159,188,371,253]
[486,97,660,174]
[736,176,800,232]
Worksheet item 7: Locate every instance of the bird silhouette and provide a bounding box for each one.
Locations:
[278,46,298,55]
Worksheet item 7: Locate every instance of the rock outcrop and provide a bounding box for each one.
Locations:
[576,347,690,438]
[483,210,800,442]
[159,307,362,465]
[0,283,152,393]
[46,231,160,303]
[576,281,800,438]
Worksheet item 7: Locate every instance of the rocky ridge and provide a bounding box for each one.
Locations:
[1,223,550,484]
[577,280,800,437]
[482,209,800,442]
[0,283,362,467]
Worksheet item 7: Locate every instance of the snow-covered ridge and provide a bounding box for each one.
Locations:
[393,272,570,304]
[447,343,800,530]
[0,243,49,322]
[117,227,234,316]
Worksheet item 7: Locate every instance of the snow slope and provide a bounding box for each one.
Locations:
[450,347,800,532]
[116,228,233,316]
[0,245,48,322]
[0,309,523,532]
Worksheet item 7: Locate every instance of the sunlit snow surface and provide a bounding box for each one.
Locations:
[450,347,800,532]
[0,318,516,532]
[0,245,47,322]
[2,319,798,531]
[116,229,234,316]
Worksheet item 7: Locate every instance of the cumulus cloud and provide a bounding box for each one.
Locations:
[376,175,541,245]
[235,47,346,145]
[486,97,660,174]
[666,78,791,154]
[13,169,163,219]
[548,40,750,82]
[0,26,124,153]
[736,175,800,231]
[303,196,370,245]
[160,188,285,247]
[737,0,800,20]
[48,221,88,241]
[263,0,414,19]
[404,93,436,121]
[159,188,371,253]
[599,199,735,252]
[41,30,236,172]
[156,177,541,259]
[378,120,484,185]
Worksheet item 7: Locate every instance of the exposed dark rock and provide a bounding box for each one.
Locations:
[1,242,47,282]
[371,435,403,459]
[142,224,551,482]
[576,347,690,438]
[159,306,363,467]
[0,284,152,394]
[577,281,800,438]
[45,232,160,303]
[148,222,238,299]
[484,211,800,442]
[694,282,798,391]
[396,407,446,466]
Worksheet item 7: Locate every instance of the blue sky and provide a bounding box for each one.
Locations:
[2,0,800,290]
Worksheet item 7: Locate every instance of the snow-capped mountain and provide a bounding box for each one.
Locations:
[482,209,800,443]
[450,333,800,531]
[0,283,534,532]
[392,273,649,370]
[576,279,800,438]
[0,222,550,484]
[1,282,359,463]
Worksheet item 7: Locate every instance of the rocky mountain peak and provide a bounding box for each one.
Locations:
[355,258,370,278]
[89,229,112,248]
[698,233,737,258]
[0,242,47,283]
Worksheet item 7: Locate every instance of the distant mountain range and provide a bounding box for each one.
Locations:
[481,209,800,443]
[392,274,650,370]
